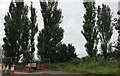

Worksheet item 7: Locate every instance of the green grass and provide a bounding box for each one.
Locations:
[14,58,119,74]
[15,63,26,72]
[45,58,119,74]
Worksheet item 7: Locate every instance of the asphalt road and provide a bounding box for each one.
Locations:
[1,73,120,76]
[2,74,119,76]
[1,74,94,76]
[1,71,119,76]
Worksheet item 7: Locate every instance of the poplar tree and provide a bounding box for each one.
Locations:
[21,3,38,63]
[97,4,113,59]
[82,0,98,58]
[3,1,38,63]
[37,0,64,62]
[28,3,38,62]
[3,1,24,62]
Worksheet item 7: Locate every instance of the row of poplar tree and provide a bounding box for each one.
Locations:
[2,0,77,63]
[82,1,120,59]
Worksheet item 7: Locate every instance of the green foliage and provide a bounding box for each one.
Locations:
[37,1,64,63]
[29,2,38,62]
[22,3,38,63]
[37,1,77,63]
[66,44,77,60]
[15,64,26,72]
[3,1,38,63]
[111,49,120,59]
[56,44,77,62]
[97,4,113,59]
[2,1,24,62]
[46,58,118,74]
[56,43,67,62]
[68,58,80,65]
[82,1,98,58]
[20,5,30,63]
[113,9,120,59]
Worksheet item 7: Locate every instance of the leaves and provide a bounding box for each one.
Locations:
[3,1,38,63]
[37,0,76,63]
[97,4,113,58]
[82,1,98,58]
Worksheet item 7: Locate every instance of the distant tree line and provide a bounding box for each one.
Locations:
[82,0,120,59]
[2,0,77,63]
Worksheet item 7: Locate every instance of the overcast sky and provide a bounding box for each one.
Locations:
[0,0,119,58]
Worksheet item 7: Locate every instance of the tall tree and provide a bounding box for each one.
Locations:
[97,4,113,59]
[2,1,24,62]
[37,0,64,63]
[3,1,38,63]
[20,3,38,63]
[28,2,38,62]
[20,5,30,63]
[82,0,98,58]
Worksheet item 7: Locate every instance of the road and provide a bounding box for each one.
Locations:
[1,71,119,76]
[2,74,119,76]
[0,72,94,76]
[2,74,95,76]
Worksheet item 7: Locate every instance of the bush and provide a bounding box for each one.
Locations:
[69,58,80,65]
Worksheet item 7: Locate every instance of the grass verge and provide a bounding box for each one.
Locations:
[45,59,119,74]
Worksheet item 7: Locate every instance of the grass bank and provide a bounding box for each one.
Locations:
[15,64,26,72]
[45,58,119,74]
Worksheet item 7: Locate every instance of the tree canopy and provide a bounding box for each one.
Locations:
[82,1,98,58]
[97,4,113,59]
